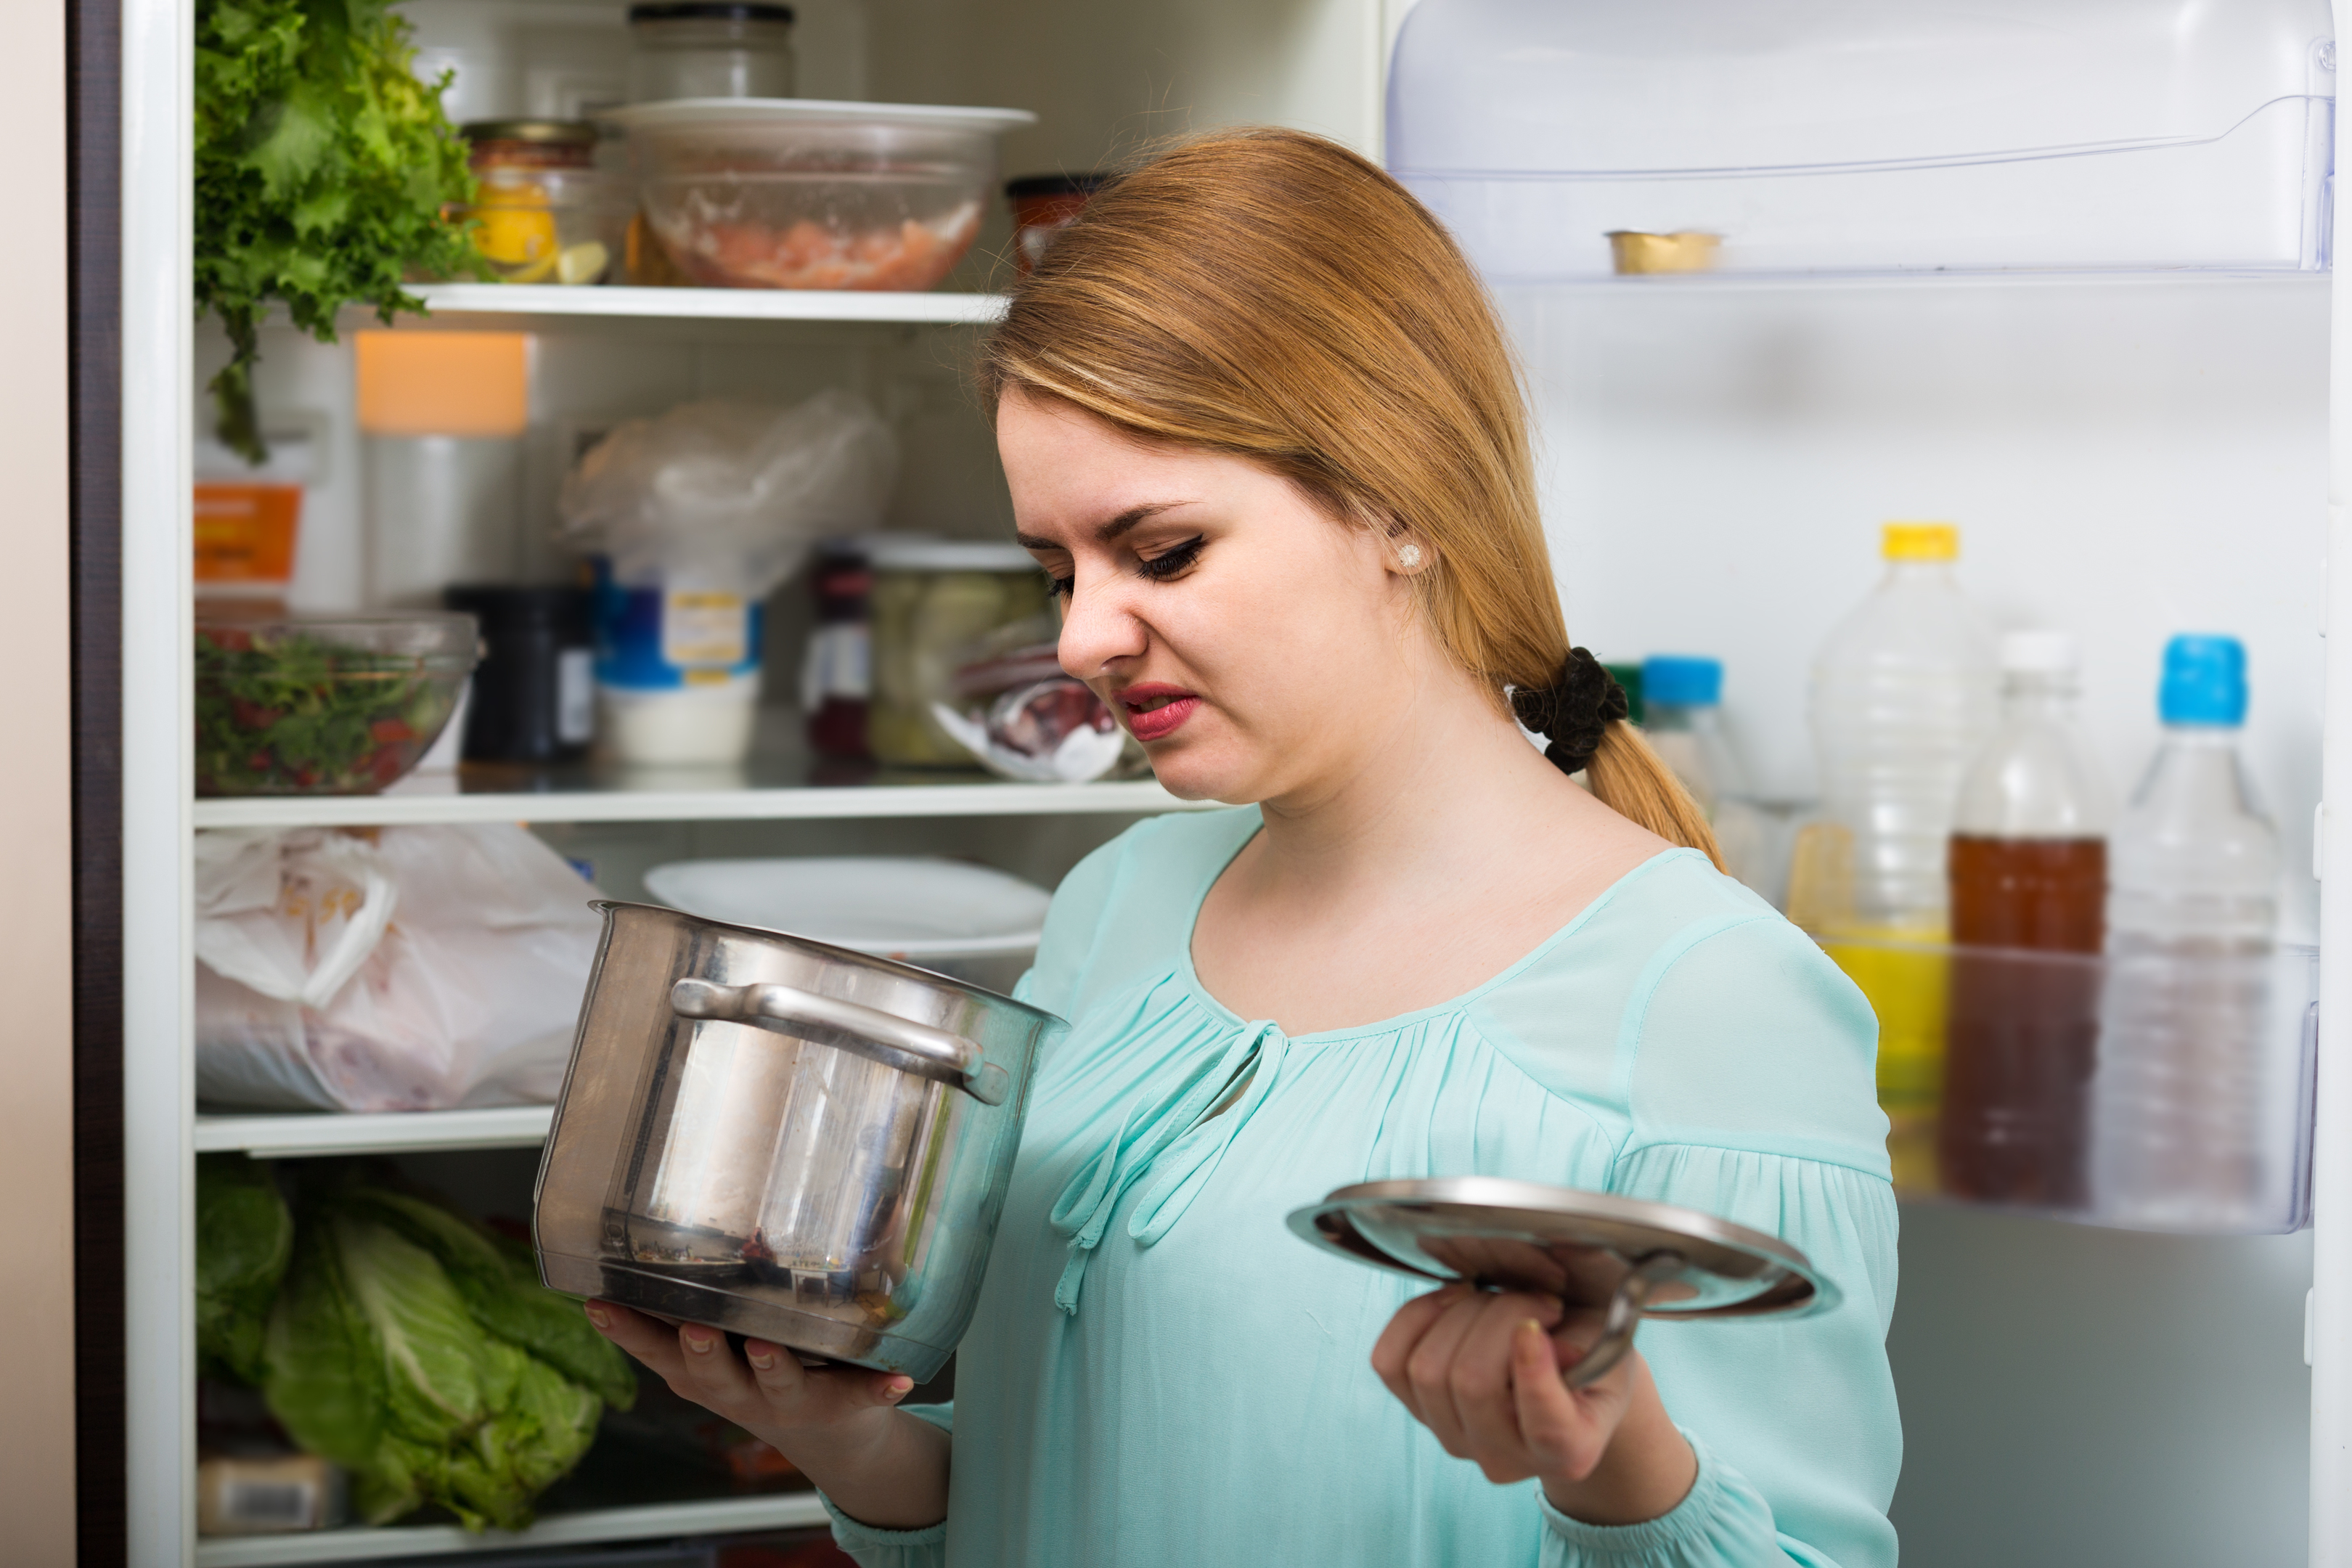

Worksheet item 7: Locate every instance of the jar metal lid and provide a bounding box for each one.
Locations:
[1006,173,1111,200]
[628,1,796,22]
[462,118,600,145]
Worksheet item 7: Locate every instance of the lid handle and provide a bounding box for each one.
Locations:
[669,977,1010,1106]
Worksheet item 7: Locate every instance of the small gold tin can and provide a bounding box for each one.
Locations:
[1606,230,1722,275]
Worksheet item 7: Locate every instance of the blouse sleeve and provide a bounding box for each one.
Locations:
[823,1405,955,1567]
[1545,911,1902,1568]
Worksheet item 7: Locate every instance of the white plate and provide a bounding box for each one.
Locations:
[606,98,1039,136]
[642,855,1050,957]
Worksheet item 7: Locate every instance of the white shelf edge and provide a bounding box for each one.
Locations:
[193,1493,831,1567]
[190,777,1208,828]
[1489,266,2333,296]
[197,1106,555,1159]
[404,282,1008,324]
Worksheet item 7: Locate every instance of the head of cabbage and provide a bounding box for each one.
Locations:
[205,1161,637,1530]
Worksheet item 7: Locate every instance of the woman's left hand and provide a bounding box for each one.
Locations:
[1371,1283,1699,1527]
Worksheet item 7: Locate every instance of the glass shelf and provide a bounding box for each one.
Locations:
[192,709,1204,828]
[404,282,1007,326]
[191,1494,828,1567]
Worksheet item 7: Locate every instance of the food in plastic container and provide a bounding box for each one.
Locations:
[193,613,479,796]
[559,393,898,764]
[607,98,1036,291]
[931,641,1124,783]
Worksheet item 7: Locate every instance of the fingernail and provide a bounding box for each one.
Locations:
[746,1346,775,1371]
[683,1328,716,1354]
[584,1303,611,1329]
[885,1376,913,1400]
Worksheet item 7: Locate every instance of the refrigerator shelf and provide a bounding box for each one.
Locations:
[195,1105,555,1159]
[190,771,1198,828]
[401,282,1007,327]
[1813,934,2320,1235]
[191,1493,830,1567]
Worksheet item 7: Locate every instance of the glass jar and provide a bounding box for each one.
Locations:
[1005,173,1108,274]
[867,538,1050,768]
[626,3,797,102]
[459,121,617,285]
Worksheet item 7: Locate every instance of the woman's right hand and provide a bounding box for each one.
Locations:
[586,1299,951,1529]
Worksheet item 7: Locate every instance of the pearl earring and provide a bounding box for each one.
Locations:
[1397,544,1424,569]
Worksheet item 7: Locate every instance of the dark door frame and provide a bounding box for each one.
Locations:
[70,0,125,1553]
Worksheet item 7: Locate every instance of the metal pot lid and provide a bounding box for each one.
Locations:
[1286,1177,1837,1322]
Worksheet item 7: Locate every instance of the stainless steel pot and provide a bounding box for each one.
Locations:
[534,900,1064,1380]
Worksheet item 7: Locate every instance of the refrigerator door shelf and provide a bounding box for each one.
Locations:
[1390,0,2337,279]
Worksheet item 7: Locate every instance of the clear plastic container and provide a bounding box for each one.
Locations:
[192,613,479,796]
[1941,631,2114,1206]
[2094,634,2287,1230]
[1794,521,1997,1188]
[1388,0,2336,279]
[626,2,797,102]
[607,99,1035,291]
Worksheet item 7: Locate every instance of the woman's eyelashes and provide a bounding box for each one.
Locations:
[1135,535,1206,581]
[1042,535,1206,599]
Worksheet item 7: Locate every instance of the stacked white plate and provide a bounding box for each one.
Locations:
[642,856,1052,995]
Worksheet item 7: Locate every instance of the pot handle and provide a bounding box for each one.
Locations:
[669,978,1011,1107]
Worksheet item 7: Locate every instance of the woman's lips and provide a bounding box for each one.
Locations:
[1117,685,1201,743]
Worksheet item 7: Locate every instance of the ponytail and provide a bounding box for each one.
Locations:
[1582,722,1727,871]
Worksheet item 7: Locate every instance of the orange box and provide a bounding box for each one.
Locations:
[193,482,303,584]
[355,331,531,437]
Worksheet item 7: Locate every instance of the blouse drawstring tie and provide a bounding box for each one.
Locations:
[1048,1020,1289,1313]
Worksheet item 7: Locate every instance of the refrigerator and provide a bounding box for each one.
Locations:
[81,0,2352,1563]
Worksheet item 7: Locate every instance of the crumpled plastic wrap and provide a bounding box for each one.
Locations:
[195,825,604,1111]
[558,390,898,595]
[931,641,1127,783]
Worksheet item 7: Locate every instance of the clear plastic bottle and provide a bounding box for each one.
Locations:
[1643,654,1774,899]
[1642,655,1744,809]
[1797,520,1998,1191]
[2094,634,2280,1229]
[1940,631,2112,1208]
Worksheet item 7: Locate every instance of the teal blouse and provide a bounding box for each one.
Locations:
[826,807,1900,1567]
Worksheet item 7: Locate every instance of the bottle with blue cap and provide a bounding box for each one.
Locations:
[1641,654,1777,900]
[2094,634,2279,1228]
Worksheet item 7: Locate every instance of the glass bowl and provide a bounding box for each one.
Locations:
[194,614,481,796]
[608,98,1034,290]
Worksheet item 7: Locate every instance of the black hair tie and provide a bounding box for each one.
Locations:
[1511,647,1628,775]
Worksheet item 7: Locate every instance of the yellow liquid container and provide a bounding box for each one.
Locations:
[1819,926,1948,1194]
[1789,818,1949,1194]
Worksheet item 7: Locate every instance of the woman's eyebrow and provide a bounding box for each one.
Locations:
[1014,501,1197,553]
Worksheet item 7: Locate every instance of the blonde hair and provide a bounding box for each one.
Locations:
[979,128,1723,868]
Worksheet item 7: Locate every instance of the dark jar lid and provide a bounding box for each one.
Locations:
[461,119,601,147]
[1006,173,1111,201]
[628,2,796,23]
[444,584,593,637]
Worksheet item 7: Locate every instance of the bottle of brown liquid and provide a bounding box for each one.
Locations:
[1940,632,2113,1207]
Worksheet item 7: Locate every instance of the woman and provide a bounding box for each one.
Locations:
[589,129,1900,1566]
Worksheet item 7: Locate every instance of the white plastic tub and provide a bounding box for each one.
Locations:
[1388,0,2336,279]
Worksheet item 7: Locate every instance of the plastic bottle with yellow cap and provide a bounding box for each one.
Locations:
[1789,520,1998,1192]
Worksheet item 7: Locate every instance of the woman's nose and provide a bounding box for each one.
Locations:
[1055,571,1148,679]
